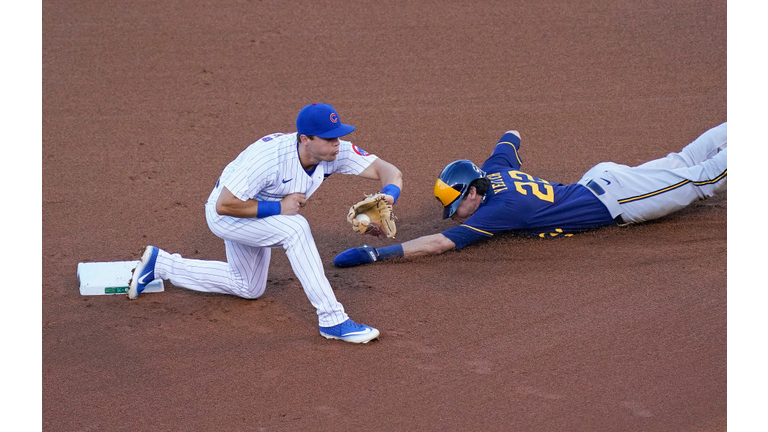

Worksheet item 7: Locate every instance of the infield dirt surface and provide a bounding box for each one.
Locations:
[43,1,727,430]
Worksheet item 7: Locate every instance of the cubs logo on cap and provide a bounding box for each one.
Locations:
[296,103,355,139]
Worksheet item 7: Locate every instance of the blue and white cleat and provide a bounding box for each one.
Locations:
[128,246,159,299]
[319,318,380,343]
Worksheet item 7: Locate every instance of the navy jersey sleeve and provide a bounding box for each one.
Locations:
[442,223,493,250]
[481,132,523,172]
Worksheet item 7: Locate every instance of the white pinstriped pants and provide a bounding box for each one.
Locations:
[153,205,348,327]
[579,122,727,224]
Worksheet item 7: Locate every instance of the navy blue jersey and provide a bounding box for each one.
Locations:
[442,132,615,250]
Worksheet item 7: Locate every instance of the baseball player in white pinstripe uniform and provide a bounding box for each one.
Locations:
[128,103,403,343]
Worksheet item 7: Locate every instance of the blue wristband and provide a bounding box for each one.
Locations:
[381,184,401,204]
[256,201,281,218]
[376,244,404,260]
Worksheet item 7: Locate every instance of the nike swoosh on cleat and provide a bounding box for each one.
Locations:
[282,178,293,183]
[342,329,372,336]
[600,177,611,185]
[138,272,154,285]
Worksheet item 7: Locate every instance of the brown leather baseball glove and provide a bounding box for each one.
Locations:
[346,193,397,238]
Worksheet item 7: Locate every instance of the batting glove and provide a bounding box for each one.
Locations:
[334,245,379,267]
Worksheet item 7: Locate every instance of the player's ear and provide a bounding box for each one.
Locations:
[299,134,318,144]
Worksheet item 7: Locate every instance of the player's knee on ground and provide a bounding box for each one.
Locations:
[230,278,267,299]
[223,268,268,299]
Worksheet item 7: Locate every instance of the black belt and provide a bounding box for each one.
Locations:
[585,180,624,225]
[585,179,606,196]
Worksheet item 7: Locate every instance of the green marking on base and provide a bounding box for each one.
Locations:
[105,286,129,294]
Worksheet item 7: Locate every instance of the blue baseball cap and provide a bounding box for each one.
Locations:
[296,103,355,139]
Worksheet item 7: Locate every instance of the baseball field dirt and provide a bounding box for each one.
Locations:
[43,1,727,430]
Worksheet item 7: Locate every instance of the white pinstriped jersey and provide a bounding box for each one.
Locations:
[207,132,378,205]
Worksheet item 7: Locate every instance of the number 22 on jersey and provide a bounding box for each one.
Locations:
[509,170,554,202]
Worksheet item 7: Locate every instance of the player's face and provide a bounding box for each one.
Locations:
[450,192,481,223]
[307,136,341,162]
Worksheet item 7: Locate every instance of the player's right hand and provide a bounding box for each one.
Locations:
[280,193,307,215]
